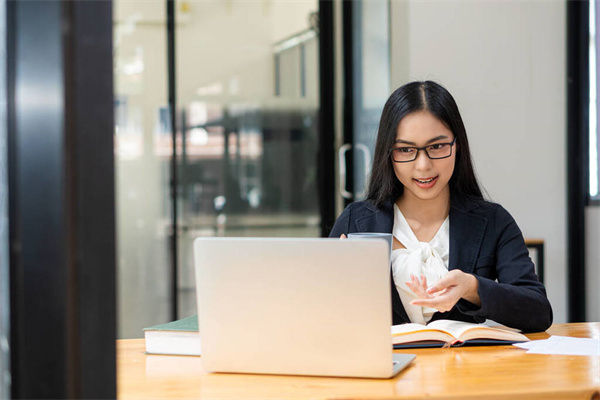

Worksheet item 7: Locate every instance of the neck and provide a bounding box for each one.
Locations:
[396,188,451,223]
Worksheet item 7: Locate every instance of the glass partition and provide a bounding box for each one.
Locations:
[351,0,390,200]
[114,2,173,338]
[114,0,322,333]
[175,0,320,317]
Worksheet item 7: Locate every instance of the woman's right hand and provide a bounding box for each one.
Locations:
[340,234,347,239]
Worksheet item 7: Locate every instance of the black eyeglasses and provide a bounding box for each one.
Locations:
[389,137,457,163]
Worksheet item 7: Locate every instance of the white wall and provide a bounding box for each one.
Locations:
[391,1,568,322]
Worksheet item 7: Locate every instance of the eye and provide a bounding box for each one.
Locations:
[396,147,415,154]
[428,144,446,151]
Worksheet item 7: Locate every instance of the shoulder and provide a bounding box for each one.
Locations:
[349,198,396,214]
[329,200,384,237]
[334,199,393,226]
[451,197,508,217]
[340,199,381,217]
[451,197,519,228]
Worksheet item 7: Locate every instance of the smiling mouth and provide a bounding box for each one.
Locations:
[414,177,437,184]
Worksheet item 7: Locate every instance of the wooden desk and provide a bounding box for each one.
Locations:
[118,323,600,400]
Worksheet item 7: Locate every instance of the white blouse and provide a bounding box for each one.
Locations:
[391,204,450,324]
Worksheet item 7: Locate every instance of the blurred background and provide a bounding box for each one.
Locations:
[2,0,599,397]
[112,0,599,339]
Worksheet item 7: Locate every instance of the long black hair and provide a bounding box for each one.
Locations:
[366,81,484,207]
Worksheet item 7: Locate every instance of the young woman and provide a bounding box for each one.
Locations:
[329,81,552,332]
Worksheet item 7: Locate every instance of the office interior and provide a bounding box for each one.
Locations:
[1,0,599,398]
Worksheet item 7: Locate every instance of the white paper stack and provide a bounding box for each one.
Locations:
[513,335,600,356]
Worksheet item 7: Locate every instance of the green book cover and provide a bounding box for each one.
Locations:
[143,315,198,332]
[143,315,201,356]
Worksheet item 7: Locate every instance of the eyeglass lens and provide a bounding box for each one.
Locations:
[391,143,453,162]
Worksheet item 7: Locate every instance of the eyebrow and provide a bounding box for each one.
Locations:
[394,135,450,145]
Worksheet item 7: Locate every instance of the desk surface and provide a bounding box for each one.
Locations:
[118,323,600,400]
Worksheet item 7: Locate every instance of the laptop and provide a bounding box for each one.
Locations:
[193,237,415,379]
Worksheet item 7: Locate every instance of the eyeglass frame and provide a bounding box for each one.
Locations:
[389,137,457,163]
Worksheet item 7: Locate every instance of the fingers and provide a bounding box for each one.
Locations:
[426,270,460,295]
[410,287,459,312]
[419,274,428,289]
[340,234,347,239]
[408,271,475,313]
[426,283,445,295]
[405,274,431,299]
[411,274,425,288]
[408,274,425,292]
[410,297,454,313]
[411,274,463,312]
[415,274,428,288]
[405,270,472,313]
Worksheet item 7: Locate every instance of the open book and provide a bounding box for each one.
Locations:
[392,320,530,348]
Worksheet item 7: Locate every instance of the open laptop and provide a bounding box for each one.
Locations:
[193,237,415,379]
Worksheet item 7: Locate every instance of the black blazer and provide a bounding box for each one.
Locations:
[328,197,553,333]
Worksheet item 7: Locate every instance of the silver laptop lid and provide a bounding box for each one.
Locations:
[194,237,399,378]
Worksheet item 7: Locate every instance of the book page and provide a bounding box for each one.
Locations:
[426,320,528,342]
[426,320,484,338]
[391,322,455,344]
[391,323,430,335]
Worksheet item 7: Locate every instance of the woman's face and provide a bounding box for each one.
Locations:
[392,110,456,203]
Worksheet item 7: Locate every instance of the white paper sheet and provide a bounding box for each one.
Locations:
[513,335,600,356]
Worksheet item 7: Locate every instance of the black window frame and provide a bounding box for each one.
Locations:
[7,1,116,397]
[590,0,600,205]
[567,0,589,322]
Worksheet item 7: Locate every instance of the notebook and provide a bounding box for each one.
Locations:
[193,237,415,379]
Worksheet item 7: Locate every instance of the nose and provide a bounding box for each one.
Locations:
[414,148,433,170]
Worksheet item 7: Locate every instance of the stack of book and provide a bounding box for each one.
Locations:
[143,316,528,355]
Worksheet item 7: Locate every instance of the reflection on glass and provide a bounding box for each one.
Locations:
[353,1,390,200]
[176,1,320,317]
[114,2,172,338]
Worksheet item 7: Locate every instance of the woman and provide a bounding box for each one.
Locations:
[329,81,552,332]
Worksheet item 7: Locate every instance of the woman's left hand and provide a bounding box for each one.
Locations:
[406,270,481,312]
